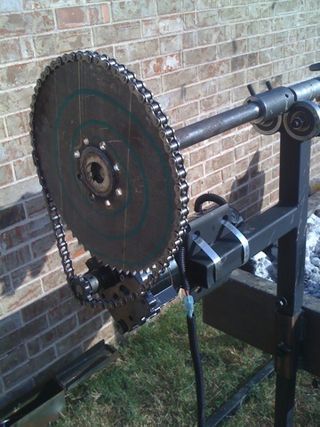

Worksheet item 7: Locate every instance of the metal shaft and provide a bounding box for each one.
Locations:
[176,103,260,149]
[176,77,320,150]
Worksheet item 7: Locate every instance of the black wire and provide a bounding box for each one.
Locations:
[187,313,206,427]
[176,242,206,427]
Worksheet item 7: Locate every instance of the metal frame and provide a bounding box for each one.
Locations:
[153,76,320,426]
[7,73,319,426]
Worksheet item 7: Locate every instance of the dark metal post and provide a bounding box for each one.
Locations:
[274,130,311,426]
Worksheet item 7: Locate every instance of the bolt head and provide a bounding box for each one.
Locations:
[105,199,111,207]
[99,141,107,151]
[73,150,80,159]
[115,188,122,196]
[83,138,89,145]
[113,163,120,172]
[90,193,96,200]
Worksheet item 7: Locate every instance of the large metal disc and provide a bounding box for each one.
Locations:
[31,52,189,273]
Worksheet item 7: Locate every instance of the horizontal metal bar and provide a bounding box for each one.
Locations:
[189,205,298,297]
[176,76,320,149]
[176,103,260,149]
[205,360,274,427]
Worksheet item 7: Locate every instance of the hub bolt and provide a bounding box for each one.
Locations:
[113,163,120,172]
[105,199,111,207]
[83,138,89,145]
[99,141,107,151]
[115,188,122,196]
[74,150,80,159]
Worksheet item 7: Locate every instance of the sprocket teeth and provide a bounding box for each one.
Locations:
[31,49,189,307]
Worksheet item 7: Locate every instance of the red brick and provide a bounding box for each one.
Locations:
[56,316,103,355]
[83,320,115,349]
[41,266,66,292]
[25,194,46,218]
[115,39,159,63]
[183,46,217,67]
[0,344,28,375]
[0,136,32,165]
[31,232,58,259]
[0,314,48,357]
[0,11,54,38]
[13,156,36,180]
[157,0,194,15]
[0,87,34,115]
[77,304,104,325]
[0,39,22,64]
[160,34,182,55]
[200,91,231,112]
[142,54,181,78]
[0,164,14,187]
[167,101,199,125]
[3,347,55,389]
[0,61,44,91]
[34,29,92,57]
[0,119,6,141]
[205,151,235,174]
[0,203,25,229]
[1,245,31,275]
[0,311,22,339]
[56,6,88,29]
[5,111,30,138]
[27,315,77,356]
[47,296,78,326]
[162,68,197,91]
[1,215,51,251]
[1,279,43,313]
[89,4,110,25]
[93,22,141,46]
[0,275,12,298]
[22,284,73,323]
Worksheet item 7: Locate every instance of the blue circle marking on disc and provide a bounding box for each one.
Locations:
[51,87,176,267]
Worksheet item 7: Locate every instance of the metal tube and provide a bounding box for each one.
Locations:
[176,76,320,150]
[176,103,260,149]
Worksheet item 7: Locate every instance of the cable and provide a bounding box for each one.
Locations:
[187,313,206,427]
[176,242,206,427]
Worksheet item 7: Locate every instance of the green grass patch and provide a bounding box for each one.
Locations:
[54,302,320,426]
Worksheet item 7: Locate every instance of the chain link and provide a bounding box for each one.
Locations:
[30,50,189,308]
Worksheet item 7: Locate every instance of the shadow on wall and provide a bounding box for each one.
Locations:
[0,191,118,413]
[0,192,56,296]
[229,151,265,219]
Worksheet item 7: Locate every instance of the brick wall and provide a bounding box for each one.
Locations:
[0,0,320,410]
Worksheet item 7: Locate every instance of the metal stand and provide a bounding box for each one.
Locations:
[274,133,311,426]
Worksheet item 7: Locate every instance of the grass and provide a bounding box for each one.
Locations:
[54,302,320,427]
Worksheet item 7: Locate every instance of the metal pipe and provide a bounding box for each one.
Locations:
[176,76,320,150]
[176,102,260,149]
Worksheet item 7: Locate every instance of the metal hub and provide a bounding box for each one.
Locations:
[79,146,115,198]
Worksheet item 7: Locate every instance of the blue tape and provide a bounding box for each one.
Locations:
[184,295,194,318]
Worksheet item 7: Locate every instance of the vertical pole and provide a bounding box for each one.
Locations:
[274,131,311,426]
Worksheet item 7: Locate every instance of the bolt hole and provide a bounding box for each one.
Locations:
[90,162,104,184]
